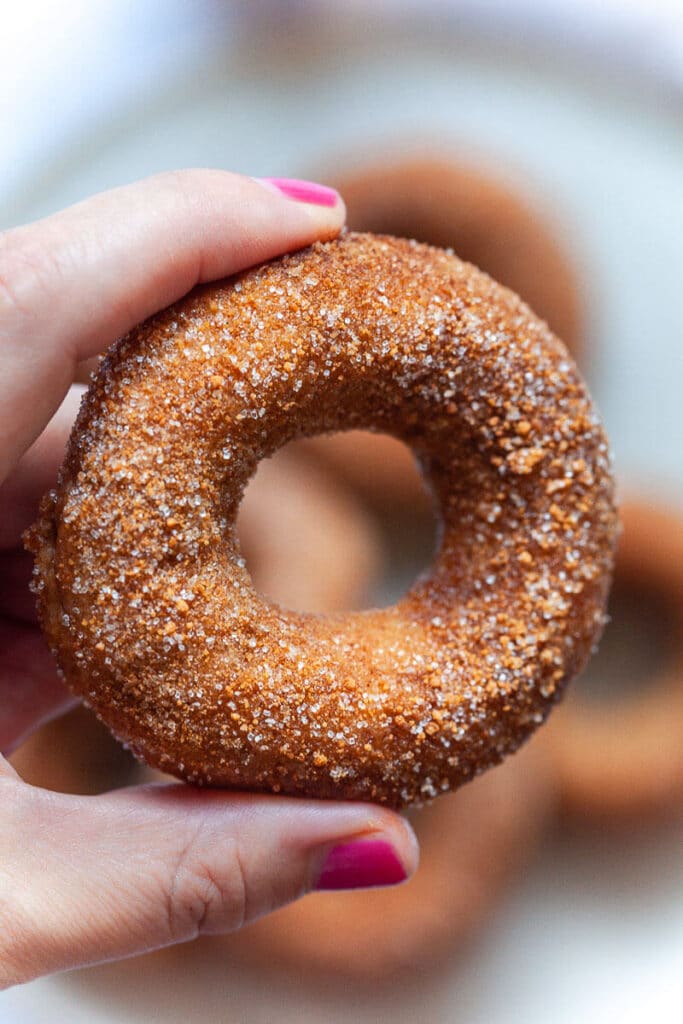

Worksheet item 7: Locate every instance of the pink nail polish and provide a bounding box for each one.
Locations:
[315,839,407,891]
[257,177,339,208]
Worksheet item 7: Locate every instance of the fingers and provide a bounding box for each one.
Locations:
[0,781,417,987]
[0,170,345,480]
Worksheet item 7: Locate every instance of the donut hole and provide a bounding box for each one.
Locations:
[571,578,678,704]
[236,431,439,613]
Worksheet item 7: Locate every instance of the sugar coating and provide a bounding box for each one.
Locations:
[25,233,618,807]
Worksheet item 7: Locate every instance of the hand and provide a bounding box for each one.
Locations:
[0,171,418,988]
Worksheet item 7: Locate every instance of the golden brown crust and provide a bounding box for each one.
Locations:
[545,498,683,821]
[25,233,617,807]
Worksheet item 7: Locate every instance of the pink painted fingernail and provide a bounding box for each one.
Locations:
[315,839,408,891]
[256,177,340,207]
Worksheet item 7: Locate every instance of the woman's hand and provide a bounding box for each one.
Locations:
[0,171,418,988]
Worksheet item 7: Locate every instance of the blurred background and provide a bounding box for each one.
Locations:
[2,1,682,1021]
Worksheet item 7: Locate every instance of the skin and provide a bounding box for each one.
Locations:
[0,170,418,989]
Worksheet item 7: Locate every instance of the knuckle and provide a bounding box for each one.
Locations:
[154,169,204,209]
[154,168,239,216]
[164,833,247,943]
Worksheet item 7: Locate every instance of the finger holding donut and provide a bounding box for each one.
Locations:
[219,740,554,982]
[0,171,420,989]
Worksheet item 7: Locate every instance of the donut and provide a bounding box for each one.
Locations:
[297,153,585,517]
[25,232,617,807]
[219,741,552,980]
[546,498,683,822]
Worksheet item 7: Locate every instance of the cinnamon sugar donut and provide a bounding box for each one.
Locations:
[547,498,683,821]
[25,233,617,807]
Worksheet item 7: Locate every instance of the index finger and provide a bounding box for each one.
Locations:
[0,170,344,480]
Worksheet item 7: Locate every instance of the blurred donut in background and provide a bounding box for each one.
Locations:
[546,498,683,823]
[293,429,437,614]
[296,428,433,519]
[10,705,136,795]
[237,445,382,613]
[221,741,553,982]
[295,151,585,524]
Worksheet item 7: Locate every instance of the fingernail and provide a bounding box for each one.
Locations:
[255,177,340,208]
[315,839,408,891]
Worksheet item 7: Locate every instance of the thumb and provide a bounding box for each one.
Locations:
[0,775,418,987]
